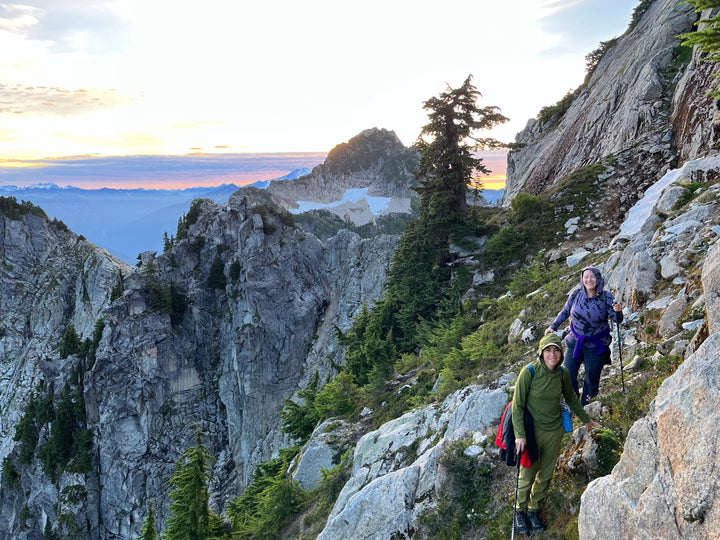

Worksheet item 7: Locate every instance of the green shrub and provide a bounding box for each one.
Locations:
[484,225,526,266]
[59,325,82,359]
[145,279,188,327]
[184,199,206,228]
[226,448,305,539]
[13,390,55,464]
[278,372,321,443]
[537,90,577,127]
[0,196,48,221]
[673,180,704,210]
[314,372,362,419]
[110,273,124,302]
[38,384,80,481]
[229,259,242,282]
[593,428,623,475]
[511,192,542,220]
[19,505,32,531]
[317,453,351,507]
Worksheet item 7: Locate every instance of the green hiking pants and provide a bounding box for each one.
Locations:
[515,427,564,512]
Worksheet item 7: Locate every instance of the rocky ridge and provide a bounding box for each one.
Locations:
[503,0,704,206]
[0,148,402,538]
[266,128,419,225]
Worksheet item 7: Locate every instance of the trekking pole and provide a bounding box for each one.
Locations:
[511,453,520,540]
[616,320,626,393]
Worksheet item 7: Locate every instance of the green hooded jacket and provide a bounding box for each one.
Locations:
[512,358,590,438]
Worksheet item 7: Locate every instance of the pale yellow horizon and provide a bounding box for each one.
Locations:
[0,1,640,166]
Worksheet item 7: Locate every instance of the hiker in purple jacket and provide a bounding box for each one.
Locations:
[544,266,623,405]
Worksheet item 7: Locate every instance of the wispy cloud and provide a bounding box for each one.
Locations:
[0,1,641,160]
[0,83,134,115]
[0,4,41,34]
[1,1,132,54]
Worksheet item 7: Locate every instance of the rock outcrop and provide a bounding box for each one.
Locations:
[317,386,507,539]
[579,332,720,539]
[267,128,419,225]
[606,156,720,309]
[503,0,698,205]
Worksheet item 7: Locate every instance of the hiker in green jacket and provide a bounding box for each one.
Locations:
[511,333,600,535]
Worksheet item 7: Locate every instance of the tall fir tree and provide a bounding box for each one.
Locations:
[413,74,507,230]
[162,428,226,540]
[138,501,158,540]
[343,75,508,382]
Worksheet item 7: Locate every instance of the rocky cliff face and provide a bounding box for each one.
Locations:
[0,148,401,537]
[503,0,702,206]
[672,8,720,163]
[0,204,131,538]
[0,208,130,452]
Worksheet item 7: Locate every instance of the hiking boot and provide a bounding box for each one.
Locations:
[513,510,530,536]
[527,510,545,533]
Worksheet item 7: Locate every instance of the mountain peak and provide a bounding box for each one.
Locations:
[259,128,420,226]
[321,127,414,176]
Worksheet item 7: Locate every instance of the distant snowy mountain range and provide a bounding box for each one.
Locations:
[0,168,311,264]
[0,166,503,264]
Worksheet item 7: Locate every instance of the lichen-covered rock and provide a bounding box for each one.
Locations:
[317,386,507,539]
[579,332,720,539]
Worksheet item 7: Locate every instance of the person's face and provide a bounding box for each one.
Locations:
[582,270,597,293]
[542,345,562,371]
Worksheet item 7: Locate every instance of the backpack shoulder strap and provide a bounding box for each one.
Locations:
[527,364,535,379]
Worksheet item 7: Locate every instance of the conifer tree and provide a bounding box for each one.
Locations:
[207,257,227,290]
[138,501,158,540]
[59,325,82,358]
[176,216,188,241]
[341,75,508,382]
[413,75,507,229]
[110,272,124,302]
[681,0,720,96]
[162,232,173,252]
[163,428,226,540]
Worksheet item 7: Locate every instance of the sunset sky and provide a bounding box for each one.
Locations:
[1,0,641,188]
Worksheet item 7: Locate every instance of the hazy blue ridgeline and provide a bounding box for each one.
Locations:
[0,172,503,265]
[0,183,242,263]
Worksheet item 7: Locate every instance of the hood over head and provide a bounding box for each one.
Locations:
[579,265,604,297]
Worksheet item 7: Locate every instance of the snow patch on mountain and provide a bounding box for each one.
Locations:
[617,156,720,240]
[289,188,392,215]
